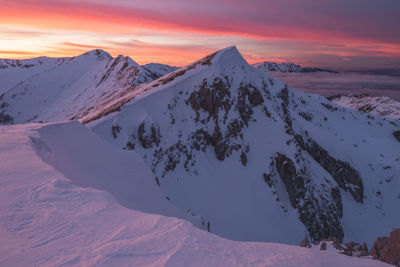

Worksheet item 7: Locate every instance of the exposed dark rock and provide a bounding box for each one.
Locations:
[187,78,232,120]
[0,111,13,124]
[214,142,228,161]
[393,131,400,142]
[274,153,344,241]
[359,243,369,257]
[240,151,247,166]
[226,119,244,139]
[262,106,272,118]
[295,134,363,203]
[248,87,264,106]
[185,80,257,162]
[300,237,310,248]
[263,173,273,187]
[370,228,400,266]
[277,85,289,106]
[321,102,338,111]
[320,242,327,250]
[276,86,293,134]
[357,104,374,113]
[137,122,161,149]
[307,139,363,203]
[126,142,135,150]
[299,112,313,121]
[340,241,369,257]
[330,188,343,218]
[188,92,201,111]
[112,125,121,139]
[297,194,343,242]
[237,87,252,124]
[191,129,211,152]
[155,177,160,187]
[275,153,300,207]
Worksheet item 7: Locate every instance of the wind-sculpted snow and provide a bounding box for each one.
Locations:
[92,46,400,246]
[0,122,390,266]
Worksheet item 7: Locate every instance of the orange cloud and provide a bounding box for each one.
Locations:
[0,0,399,68]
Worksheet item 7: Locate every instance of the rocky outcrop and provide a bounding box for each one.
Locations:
[275,153,302,207]
[295,134,364,203]
[0,99,14,124]
[0,111,13,124]
[137,122,161,149]
[186,79,262,161]
[393,131,400,142]
[341,242,369,257]
[274,153,344,241]
[300,237,311,248]
[188,78,232,120]
[370,228,400,266]
[237,84,264,125]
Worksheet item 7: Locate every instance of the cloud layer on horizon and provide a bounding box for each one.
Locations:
[270,71,400,100]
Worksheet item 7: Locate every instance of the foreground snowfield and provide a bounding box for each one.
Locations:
[0,122,389,266]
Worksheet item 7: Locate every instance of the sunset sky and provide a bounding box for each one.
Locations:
[1,0,400,69]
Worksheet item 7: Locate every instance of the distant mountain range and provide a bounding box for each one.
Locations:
[253,61,338,73]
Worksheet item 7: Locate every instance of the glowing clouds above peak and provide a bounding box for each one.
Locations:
[0,0,399,68]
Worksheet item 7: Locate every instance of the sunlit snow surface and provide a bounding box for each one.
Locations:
[0,122,390,266]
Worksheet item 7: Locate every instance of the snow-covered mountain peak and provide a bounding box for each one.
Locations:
[0,50,177,124]
[211,45,246,65]
[91,46,400,246]
[82,49,112,60]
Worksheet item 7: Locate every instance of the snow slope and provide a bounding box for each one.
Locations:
[329,94,400,120]
[0,50,176,124]
[92,46,400,247]
[0,122,389,266]
[143,63,179,79]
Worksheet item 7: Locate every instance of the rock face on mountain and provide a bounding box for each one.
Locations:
[329,94,400,120]
[0,50,176,124]
[91,46,400,246]
[253,61,337,73]
[370,228,400,266]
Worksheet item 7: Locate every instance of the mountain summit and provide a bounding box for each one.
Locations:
[91,46,400,245]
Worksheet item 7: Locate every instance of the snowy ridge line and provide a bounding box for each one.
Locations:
[0,49,177,125]
[82,49,219,123]
[253,61,338,73]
